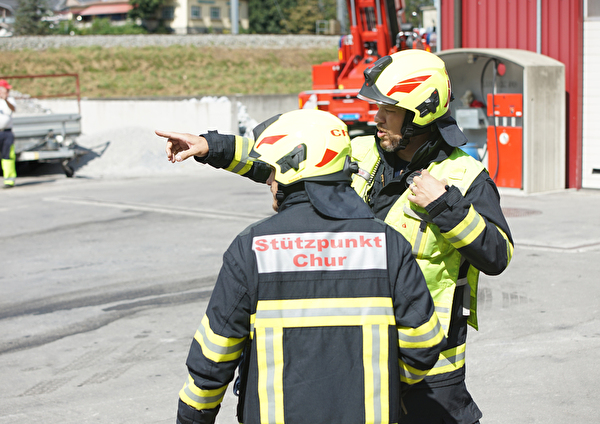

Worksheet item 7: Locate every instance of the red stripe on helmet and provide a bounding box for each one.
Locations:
[401,75,432,83]
[256,134,286,148]
[388,83,421,95]
[315,148,338,167]
[386,75,432,96]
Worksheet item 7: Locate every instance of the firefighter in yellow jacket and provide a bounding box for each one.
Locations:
[160,50,513,424]
[170,109,446,424]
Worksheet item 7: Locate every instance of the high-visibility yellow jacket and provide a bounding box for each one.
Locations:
[350,135,513,385]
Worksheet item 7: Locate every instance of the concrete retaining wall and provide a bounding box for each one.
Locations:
[38,94,300,136]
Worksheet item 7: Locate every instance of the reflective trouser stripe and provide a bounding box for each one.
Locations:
[2,145,16,183]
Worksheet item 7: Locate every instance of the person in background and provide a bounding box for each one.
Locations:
[0,79,16,188]
[165,109,446,424]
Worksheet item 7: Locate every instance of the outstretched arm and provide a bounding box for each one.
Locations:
[158,129,272,184]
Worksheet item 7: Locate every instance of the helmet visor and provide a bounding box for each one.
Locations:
[358,55,398,105]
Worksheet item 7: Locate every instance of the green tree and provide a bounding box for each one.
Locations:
[284,0,336,34]
[249,0,291,34]
[128,0,163,22]
[13,0,50,35]
[249,0,337,34]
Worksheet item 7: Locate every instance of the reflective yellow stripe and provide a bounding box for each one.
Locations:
[397,313,445,349]
[273,328,285,424]
[255,326,287,424]
[194,315,246,363]
[377,325,390,424]
[256,327,271,424]
[443,206,486,249]
[399,359,430,385]
[179,375,227,410]
[433,303,451,336]
[496,225,514,265]
[255,299,395,424]
[363,325,375,423]
[410,221,427,258]
[225,135,254,175]
[363,324,389,423]
[254,298,395,328]
[426,343,466,376]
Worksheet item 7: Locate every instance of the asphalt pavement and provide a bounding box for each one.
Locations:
[1,165,599,424]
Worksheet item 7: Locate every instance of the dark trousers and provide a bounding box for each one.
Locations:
[401,380,483,424]
[0,130,14,159]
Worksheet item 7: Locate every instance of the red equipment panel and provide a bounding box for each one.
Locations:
[487,126,522,189]
[312,62,340,90]
[486,93,523,117]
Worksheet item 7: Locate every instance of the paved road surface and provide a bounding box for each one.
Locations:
[1,166,599,423]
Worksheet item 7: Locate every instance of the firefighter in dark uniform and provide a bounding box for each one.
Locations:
[160,50,513,424]
[172,109,447,424]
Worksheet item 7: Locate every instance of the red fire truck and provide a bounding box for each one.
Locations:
[298,0,430,133]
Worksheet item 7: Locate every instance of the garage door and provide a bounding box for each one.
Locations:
[582,3,600,189]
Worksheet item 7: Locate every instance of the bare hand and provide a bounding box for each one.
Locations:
[156,130,209,163]
[407,169,447,208]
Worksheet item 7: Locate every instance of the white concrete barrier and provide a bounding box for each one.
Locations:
[38,94,299,136]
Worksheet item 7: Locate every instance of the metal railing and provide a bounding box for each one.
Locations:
[0,73,81,114]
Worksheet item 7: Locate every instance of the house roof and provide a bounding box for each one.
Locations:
[78,2,132,16]
[1,0,70,13]
[0,0,17,13]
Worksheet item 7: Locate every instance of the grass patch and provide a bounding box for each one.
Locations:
[0,45,338,98]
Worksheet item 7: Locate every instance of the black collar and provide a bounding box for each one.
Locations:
[279,182,374,220]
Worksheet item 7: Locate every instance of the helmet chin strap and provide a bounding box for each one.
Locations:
[275,182,306,209]
[276,187,285,206]
[394,110,416,151]
[395,110,434,151]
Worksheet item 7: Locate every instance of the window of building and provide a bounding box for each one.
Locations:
[191,6,201,19]
[210,6,220,19]
[162,6,174,20]
[588,0,600,18]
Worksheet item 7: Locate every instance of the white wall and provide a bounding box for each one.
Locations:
[39,98,238,136]
[38,95,299,137]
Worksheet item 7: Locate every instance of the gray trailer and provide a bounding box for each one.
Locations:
[2,73,85,177]
[13,112,83,177]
